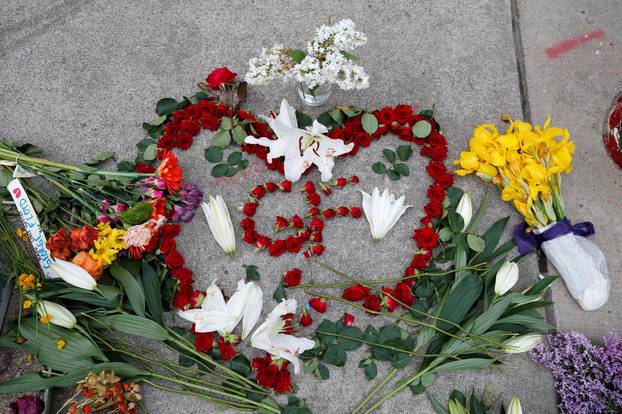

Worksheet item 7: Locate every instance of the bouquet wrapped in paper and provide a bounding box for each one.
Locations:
[455,116,609,310]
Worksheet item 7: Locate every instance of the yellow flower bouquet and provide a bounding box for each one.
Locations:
[456,117,609,311]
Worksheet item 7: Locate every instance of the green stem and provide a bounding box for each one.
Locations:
[351,369,397,414]
[142,380,255,411]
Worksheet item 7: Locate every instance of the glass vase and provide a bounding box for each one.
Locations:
[296,82,332,107]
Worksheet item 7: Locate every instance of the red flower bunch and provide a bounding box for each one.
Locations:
[156,223,195,309]
[252,354,293,394]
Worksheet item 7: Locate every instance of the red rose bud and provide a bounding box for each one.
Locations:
[320,184,333,195]
[363,294,381,314]
[310,232,322,243]
[342,284,370,302]
[303,251,311,259]
[395,282,414,306]
[349,207,363,218]
[240,217,256,231]
[279,180,292,192]
[343,313,355,327]
[322,208,336,218]
[255,235,271,250]
[303,181,316,193]
[290,215,304,229]
[274,216,289,231]
[268,239,287,257]
[299,310,313,327]
[251,185,267,199]
[349,175,360,184]
[283,268,302,287]
[335,177,347,188]
[308,207,320,216]
[308,297,328,313]
[336,206,349,216]
[206,67,237,90]
[285,236,302,253]
[265,181,278,192]
[242,202,258,217]
[243,230,257,244]
[310,243,325,256]
[309,217,324,231]
[297,230,310,241]
[307,192,321,206]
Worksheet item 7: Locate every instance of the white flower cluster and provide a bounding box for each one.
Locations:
[245,19,369,91]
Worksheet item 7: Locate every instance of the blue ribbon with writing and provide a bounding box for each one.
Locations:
[512,218,595,255]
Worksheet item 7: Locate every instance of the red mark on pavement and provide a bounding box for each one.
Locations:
[545,29,605,59]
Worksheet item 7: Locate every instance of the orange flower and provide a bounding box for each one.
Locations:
[72,251,103,280]
[156,151,183,194]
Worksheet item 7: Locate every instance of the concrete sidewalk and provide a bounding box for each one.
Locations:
[1,0,620,412]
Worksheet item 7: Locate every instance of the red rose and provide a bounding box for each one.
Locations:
[343,313,355,327]
[307,192,321,206]
[251,185,267,199]
[322,209,336,219]
[377,107,396,124]
[290,215,304,229]
[206,67,237,90]
[176,132,193,150]
[159,238,177,254]
[308,297,328,313]
[243,230,257,244]
[265,181,278,192]
[310,232,322,243]
[299,310,313,327]
[242,202,258,217]
[308,207,320,216]
[309,217,324,231]
[426,161,447,179]
[424,200,443,218]
[436,173,454,189]
[413,227,439,249]
[158,134,175,150]
[279,180,292,192]
[217,337,237,361]
[410,253,430,270]
[427,185,446,203]
[255,235,271,249]
[342,284,370,302]
[164,250,185,269]
[298,230,310,242]
[200,113,220,131]
[304,181,316,193]
[356,132,372,147]
[398,127,413,142]
[349,207,363,218]
[274,369,293,394]
[274,216,289,231]
[173,291,192,309]
[194,332,214,353]
[285,236,302,253]
[335,177,347,188]
[46,228,72,260]
[427,131,447,147]
[310,243,325,256]
[363,294,381,314]
[349,175,360,184]
[394,104,413,124]
[321,186,332,196]
[336,206,349,216]
[161,224,181,239]
[240,217,256,231]
[69,225,99,252]
[268,239,287,257]
[256,368,278,389]
[135,162,155,173]
[171,267,193,284]
[395,282,414,306]
[283,268,302,287]
[382,287,398,312]
[431,145,448,161]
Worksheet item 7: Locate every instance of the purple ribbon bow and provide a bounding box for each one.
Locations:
[512,218,595,255]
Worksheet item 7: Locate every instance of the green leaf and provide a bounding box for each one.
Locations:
[318,112,335,128]
[476,216,509,263]
[387,169,401,181]
[362,113,379,134]
[155,98,179,116]
[142,261,163,325]
[117,201,153,226]
[471,296,511,335]
[525,275,557,296]
[466,234,485,252]
[335,327,364,351]
[340,50,360,61]
[378,325,402,343]
[412,120,432,138]
[434,358,494,372]
[231,125,247,145]
[225,166,237,177]
[427,393,450,414]
[421,373,435,387]
[99,314,169,341]
[153,114,167,126]
[238,159,249,170]
[230,354,251,376]
[316,363,330,380]
[220,117,233,130]
[494,314,553,331]
[438,227,453,242]
[383,148,397,163]
[438,273,482,331]
[296,111,313,128]
[448,212,465,233]
[409,381,427,395]
[330,109,345,124]
[288,49,306,63]
[143,144,157,161]
[394,163,410,176]
[85,151,114,166]
[273,284,287,302]
[211,163,229,177]
[109,262,146,316]
[397,145,413,161]
[371,162,387,174]
[391,352,411,369]
[244,264,260,282]
[227,151,243,165]
[205,146,224,163]
[323,345,346,366]
[363,360,377,380]
[342,107,363,117]
[211,129,232,148]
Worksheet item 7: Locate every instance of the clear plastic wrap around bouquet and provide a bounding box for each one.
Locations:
[455,116,609,311]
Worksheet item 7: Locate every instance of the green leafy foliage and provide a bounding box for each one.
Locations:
[372,144,413,180]
[210,150,248,177]
[117,201,153,226]
[244,264,260,281]
[109,261,146,316]
[412,120,432,138]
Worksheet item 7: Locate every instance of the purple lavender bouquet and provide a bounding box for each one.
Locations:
[530,331,622,413]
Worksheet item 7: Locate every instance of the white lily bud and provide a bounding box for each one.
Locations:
[50,259,97,291]
[504,334,543,354]
[201,196,236,256]
[36,300,77,329]
[507,395,523,414]
[456,193,472,230]
[494,260,519,295]
[360,188,411,241]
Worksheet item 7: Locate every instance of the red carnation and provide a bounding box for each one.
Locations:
[283,268,302,287]
[308,207,320,216]
[274,369,293,394]
[343,313,355,327]
[243,230,257,244]
[176,133,193,150]
[242,202,258,217]
[363,294,381,314]
[436,173,454,189]
[279,180,292,192]
[190,290,205,308]
[274,216,289,231]
[251,185,267,199]
[350,207,363,218]
[308,297,328,313]
[159,238,177,254]
[431,145,448,161]
[285,236,302,253]
[165,250,185,269]
[217,337,237,361]
[206,67,237,90]
[356,131,372,147]
[413,227,439,249]
[342,284,370,302]
[171,267,193,284]
[194,332,214,353]
[304,181,316,193]
[299,310,313,327]
[200,113,220,131]
[158,134,175,150]
[395,282,414,306]
[268,239,287,257]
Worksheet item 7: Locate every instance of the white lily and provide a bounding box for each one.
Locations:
[360,187,411,241]
[202,195,236,257]
[507,395,523,414]
[494,260,519,295]
[36,300,77,329]
[250,299,315,373]
[50,259,97,291]
[178,279,262,340]
[244,99,354,182]
[456,193,472,230]
[504,334,543,354]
